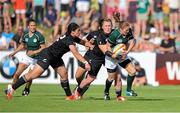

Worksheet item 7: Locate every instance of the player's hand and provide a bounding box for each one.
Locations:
[9,53,15,58]
[121,51,128,59]
[27,50,35,57]
[85,63,91,71]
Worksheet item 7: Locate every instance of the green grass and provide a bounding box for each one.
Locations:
[0,84,180,112]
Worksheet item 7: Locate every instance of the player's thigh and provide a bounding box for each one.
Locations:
[75,66,86,78]
[25,64,44,80]
[55,65,68,80]
[14,63,28,75]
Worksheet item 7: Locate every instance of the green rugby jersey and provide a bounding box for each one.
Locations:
[108,28,134,47]
[22,31,45,58]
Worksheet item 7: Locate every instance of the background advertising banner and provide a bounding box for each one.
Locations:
[156,53,180,85]
[0,51,157,86]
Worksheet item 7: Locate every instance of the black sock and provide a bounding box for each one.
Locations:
[104,79,113,94]
[77,86,84,94]
[76,78,82,86]
[116,90,122,97]
[12,75,27,90]
[127,75,135,92]
[80,85,89,96]
[60,80,72,96]
[25,80,32,90]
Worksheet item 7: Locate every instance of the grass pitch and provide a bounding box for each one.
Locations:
[0,84,180,112]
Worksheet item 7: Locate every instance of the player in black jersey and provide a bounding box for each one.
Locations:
[74,18,125,100]
[6,23,92,101]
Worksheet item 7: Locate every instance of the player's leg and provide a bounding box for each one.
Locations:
[104,68,117,100]
[22,69,33,96]
[124,62,137,96]
[55,65,75,100]
[114,73,125,101]
[12,63,28,84]
[74,74,96,99]
[104,56,118,100]
[75,66,89,96]
[6,64,45,100]
[75,64,86,86]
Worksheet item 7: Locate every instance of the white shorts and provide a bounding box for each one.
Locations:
[21,55,37,70]
[76,1,90,12]
[105,56,129,70]
[15,9,26,14]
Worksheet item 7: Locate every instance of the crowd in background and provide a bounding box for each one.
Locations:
[0,0,180,54]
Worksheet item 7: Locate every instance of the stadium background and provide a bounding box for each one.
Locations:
[0,0,180,112]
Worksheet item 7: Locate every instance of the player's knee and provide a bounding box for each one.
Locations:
[129,71,136,77]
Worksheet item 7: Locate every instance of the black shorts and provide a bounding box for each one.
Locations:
[78,55,104,77]
[37,49,64,70]
[61,4,69,11]
[118,59,131,68]
[170,8,179,13]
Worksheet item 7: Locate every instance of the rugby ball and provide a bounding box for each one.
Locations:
[112,44,126,56]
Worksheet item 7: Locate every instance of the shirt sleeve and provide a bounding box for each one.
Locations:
[108,29,119,44]
[127,28,134,40]
[96,33,107,45]
[38,33,45,44]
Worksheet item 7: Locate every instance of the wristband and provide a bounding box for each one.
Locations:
[83,61,88,65]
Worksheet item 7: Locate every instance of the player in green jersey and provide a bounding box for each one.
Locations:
[7,19,46,96]
[104,20,137,100]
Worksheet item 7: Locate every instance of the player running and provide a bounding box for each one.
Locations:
[6,23,92,101]
[6,19,45,96]
[104,20,137,100]
[74,18,125,101]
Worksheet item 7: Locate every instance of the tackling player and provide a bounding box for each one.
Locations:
[6,23,92,100]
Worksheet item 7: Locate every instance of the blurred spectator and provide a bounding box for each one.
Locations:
[136,0,150,37]
[0,1,3,32]
[60,0,71,19]
[133,61,147,86]
[26,0,33,21]
[149,27,162,51]
[98,0,104,15]
[138,34,155,52]
[159,31,176,53]
[9,26,23,49]
[167,0,179,34]
[0,33,8,50]
[70,11,84,26]
[175,32,180,53]
[3,0,12,31]
[1,25,14,49]
[105,0,119,17]
[151,0,164,36]
[43,4,57,28]
[127,0,137,34]
[45,0,54,11]
[76,0,90,13]
[118,0,127,20]
[12,0,27,31]
[32,0,45,24]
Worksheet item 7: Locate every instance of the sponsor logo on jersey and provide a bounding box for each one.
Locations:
[33,38,38,43]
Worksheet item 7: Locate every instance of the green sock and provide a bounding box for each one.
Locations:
[126,75,135,92]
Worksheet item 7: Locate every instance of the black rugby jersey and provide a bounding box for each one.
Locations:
[85,29,112,60]
[47,35,81,58]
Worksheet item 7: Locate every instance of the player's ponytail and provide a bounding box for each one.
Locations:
[66,23,80,36]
